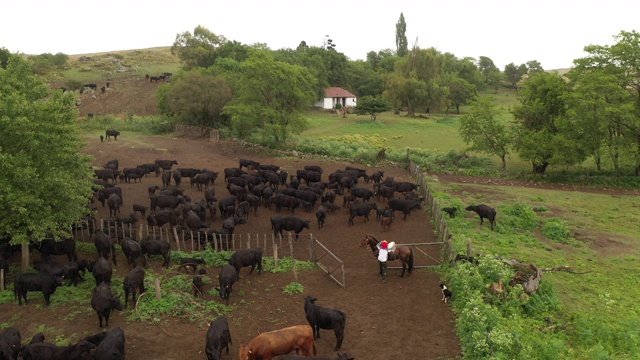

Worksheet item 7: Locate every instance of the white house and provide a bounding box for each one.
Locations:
[314,87,357,109]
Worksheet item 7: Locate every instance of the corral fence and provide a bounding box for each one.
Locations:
[72,218,345,287]
[406,149,456,264]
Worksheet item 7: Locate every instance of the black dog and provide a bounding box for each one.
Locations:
[100,135,104,142]
[442,207,457,218]
[439,283,452,304]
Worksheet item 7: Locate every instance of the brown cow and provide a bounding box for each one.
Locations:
[238,325,316,360]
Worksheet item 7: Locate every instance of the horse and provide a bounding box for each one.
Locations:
[360,234,414,277]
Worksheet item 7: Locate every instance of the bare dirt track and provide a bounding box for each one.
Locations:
[0,134,461,360]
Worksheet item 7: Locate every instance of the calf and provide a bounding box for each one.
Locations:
[218,264,236,304]
[222,216,247,236]
[304,296,346,351]
[443,207,458,218]
[465,204,497,230]
[0,327,21,360]
[179,257,206,273]
[154,159,178,171]
[94,327,125,360]
[132,204,148,218]
[91,282,123,328]
[193,267,208,297]
[228,248,263,279]
[161,170,172,188]
[316,205,327,229]
[238,325,316,359]
[123,266,145,308]
[21,339,96,360]
[205,316,232,360]
[14,272,64,306]
[388,198,422,220]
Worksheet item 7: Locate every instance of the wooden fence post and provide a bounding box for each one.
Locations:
[154,277,162,300]
[172,227,180,251]
[273,243,278,268]
[309,234,315,262]
[0,269,4,291]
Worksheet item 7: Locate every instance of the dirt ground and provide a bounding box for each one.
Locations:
[0,134,461,359]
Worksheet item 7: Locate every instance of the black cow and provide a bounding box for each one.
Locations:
[228,248,263,279]
[205,316,232,360]
[14,272,64,306]
[192,267,208,297]
[350,187,374,202]
[107,193,122,217]
[137,163,161,176]
[91,282,123,328]
[150,195,185,211]
[217,264,236,305]
[94,169,118,184]
[239,159,260,170]
[123,266,145,308]
[94,327,125,360]
[93,230,117,266]
[133,204,148,218]
[120,237,142,267]
[34,261,83,287]
[465,204,497,230]
[388,198,423,220]
[173,169,182,188]
[104,159,119,170]
[91,257,113,285]
[105,129,120,140]
[177,167,202,179]
[272,216,310,240]
[0,327,21,360]
[304,296,347,351]
[140,236,171,268]
[316,205,327,229]
[146,209,179,228]
[122,167,149,183]
[304,165,323,174]
[31,238,77,262]
[391,181,418,193]
[161,170,172,188]
[348,202,378,226]
[296,170,322,184]
[375,185,395,202]
[21,339,96,360]
[154,159,178,171]
[222,216,247,236]
[272,194,299,214]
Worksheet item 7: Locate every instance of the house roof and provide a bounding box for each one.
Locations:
[324,87,356,98]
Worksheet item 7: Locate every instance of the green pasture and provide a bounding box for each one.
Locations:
[430,180,640,358]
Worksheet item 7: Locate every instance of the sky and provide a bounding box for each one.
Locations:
[2,0,639,70]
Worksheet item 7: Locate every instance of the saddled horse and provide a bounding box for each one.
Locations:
[360,234,414,277]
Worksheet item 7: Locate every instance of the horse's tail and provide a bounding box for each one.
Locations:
[408,248,414,274]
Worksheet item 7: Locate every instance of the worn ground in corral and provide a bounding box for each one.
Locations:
[0,134,461,360]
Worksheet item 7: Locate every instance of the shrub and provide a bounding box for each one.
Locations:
[497,199,538,231]
[541,219,571,243]
[283,282,304,295]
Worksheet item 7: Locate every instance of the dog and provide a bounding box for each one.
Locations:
[100,135,104,142]
[439,283,452,304]
[442,207,457,218]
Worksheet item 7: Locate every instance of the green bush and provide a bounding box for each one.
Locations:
[541,219,571,243]
[497,199,539,232]
[283,282,304,295]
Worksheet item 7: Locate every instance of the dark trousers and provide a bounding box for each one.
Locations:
[379,260,387,278]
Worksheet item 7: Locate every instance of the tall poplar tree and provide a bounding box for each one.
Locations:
[395,13,408,57]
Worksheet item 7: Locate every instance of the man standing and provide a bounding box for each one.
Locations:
[378,240,389,282]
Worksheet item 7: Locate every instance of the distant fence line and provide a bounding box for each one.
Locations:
[406,149,456,263]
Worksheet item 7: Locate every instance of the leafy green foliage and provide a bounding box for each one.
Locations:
[496,199,538,231]
[354,96,392,121]
[459,97,511,169]
[282,282,304,295]
[77,115,175,135]
[541,219,572,243]
[171,249,233,267]
[0,54,95,245]
[263,257,316,273]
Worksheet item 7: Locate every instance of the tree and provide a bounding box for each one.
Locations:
[459,97,511,170]
[504,63,526,89]
[443,75,477,114]
[224,50,317,143]
[0,47,10,69]
[159,71,233,133]
[526,60,544,74]
[354,96,392,121]
[171,26,227,69]
[0,55,94,270]
[512,72,571,174]
[395,13,408,57]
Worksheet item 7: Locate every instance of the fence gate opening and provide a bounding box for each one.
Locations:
[308,235,345,289]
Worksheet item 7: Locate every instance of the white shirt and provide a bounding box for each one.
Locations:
[378,248,388,262]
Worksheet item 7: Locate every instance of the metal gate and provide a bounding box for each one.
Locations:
[308,235,345,289]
